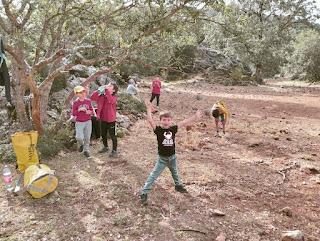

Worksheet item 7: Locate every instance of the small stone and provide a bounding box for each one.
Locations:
[286,137,292,141]
[210,209,225,217]
[215,232,226,241]
[280,207,293,217]
[58,151,67,157]
[249,143,260,148]
[186,125,192,131]
[302,166,320,175]
[281,230,304,241]
[273,137,280,140]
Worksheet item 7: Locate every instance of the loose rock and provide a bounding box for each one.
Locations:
[281,230,304,241]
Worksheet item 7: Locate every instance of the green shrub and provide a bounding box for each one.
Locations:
[167,45,197,80]
[117,92,146,114]
[38,126,76,159]
[0,144,16,163]
[50,73,68,94]
[116,127,125,138]
[285,30,320,82]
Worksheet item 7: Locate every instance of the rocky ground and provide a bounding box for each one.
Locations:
[0,78,320,241]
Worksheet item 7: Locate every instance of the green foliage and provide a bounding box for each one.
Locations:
[206,68,255,86]
[117,92,146,114]
[0,144,16,163]
[203,0,318,81]
[285,30,320,82]
[38,126,76,159]
[167,45,197,80]
[50,73,68,94]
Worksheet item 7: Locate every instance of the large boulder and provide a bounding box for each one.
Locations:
[69,64,97,78]
[116,113,132,129]
[194,46,251,75]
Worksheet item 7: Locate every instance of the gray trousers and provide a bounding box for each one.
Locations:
[75,120,92,152]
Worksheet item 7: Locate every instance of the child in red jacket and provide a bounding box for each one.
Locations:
[91,83,119,157]
[150,76,162,107]
[72,86,93,158]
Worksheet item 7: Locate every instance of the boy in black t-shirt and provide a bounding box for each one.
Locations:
[140,100,202,204]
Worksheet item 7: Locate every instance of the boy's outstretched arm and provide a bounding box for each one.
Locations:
[178,110,202,128]
[144,99,156,130]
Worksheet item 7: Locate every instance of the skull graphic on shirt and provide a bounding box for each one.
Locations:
[162,131,174,146]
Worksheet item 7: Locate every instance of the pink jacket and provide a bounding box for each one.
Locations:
[91,89,117,122]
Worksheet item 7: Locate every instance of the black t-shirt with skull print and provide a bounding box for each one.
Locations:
[154,125,178,157]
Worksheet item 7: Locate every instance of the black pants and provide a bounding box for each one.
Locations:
[101,121,117,151]
[150,93,160,106]
[91,116,101,139]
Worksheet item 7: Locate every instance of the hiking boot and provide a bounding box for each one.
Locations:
[98,146,109,153]
[84,151,90,158]
[140,193,148,205]
[109,150,118,158]
[175,185,188,193]
[78,145,84,152]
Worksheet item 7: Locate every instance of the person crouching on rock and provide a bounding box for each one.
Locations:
[72,85,93,158]
[91,82,119,158]
[211,100,229,136]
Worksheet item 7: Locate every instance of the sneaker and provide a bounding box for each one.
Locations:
[140,193,148,205]
[84,151,90,158]
[98,146,109,153]
[109,150,118,158]
[78,145,84,152]
[175,185,188,193]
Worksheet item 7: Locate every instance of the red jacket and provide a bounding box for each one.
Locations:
[91,89,117,122]
[152,79,161,94]
[72,98,93,122]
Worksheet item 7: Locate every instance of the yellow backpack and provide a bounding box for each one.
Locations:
[11,131,39,172]
[24,164,58,199]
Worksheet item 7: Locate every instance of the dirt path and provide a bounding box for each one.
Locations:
[1,81,319,241]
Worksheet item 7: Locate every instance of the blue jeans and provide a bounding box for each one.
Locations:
[141,154,183,194]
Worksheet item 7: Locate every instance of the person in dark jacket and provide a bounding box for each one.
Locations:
[0,38,11,103]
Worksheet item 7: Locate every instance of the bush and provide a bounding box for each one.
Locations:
[0,144,16,163]
[206,69,255,86]
[167,45,197,80]
[50,73,68,94]
[285,30,320,82]
[117,92,146,114]
[38,126,76,159]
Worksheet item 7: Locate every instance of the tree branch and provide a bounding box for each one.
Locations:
[33,18,49,64]
[20,3,33,27]
[1,0,19,27]
[0,16,10,33]
[38,63,75,90]
[18,0,30,15]
[63,67,111,107]
[32,48,67,72]
[3,44,24,65]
